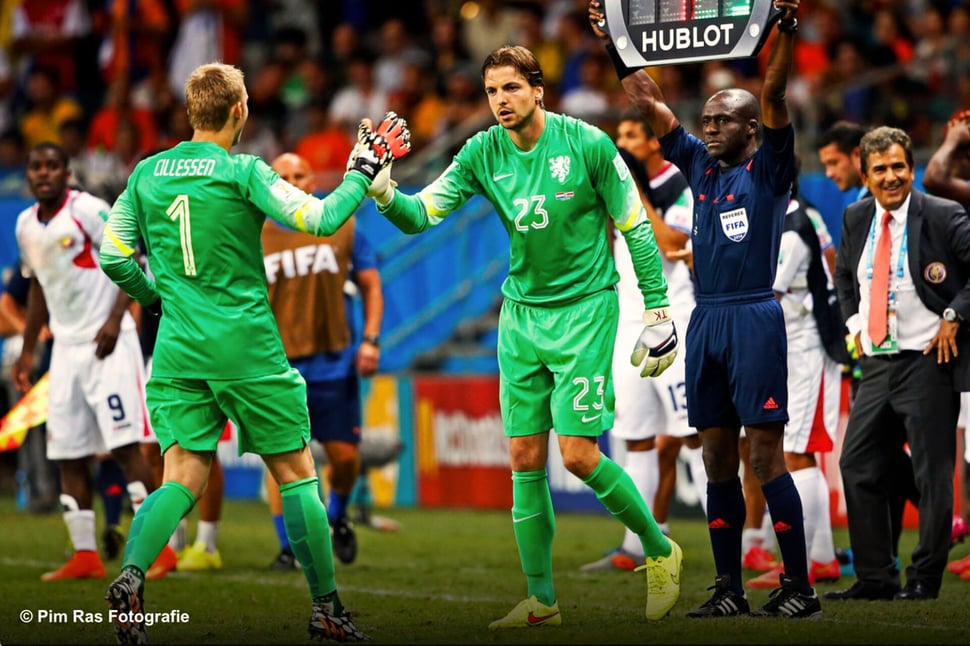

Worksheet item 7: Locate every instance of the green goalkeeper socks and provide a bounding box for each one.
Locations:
[123,481,196,576]
[583,455,671,558]
[511,469,556,606]
[281,477,340,607]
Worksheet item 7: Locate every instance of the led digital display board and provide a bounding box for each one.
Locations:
[603,0,783,66]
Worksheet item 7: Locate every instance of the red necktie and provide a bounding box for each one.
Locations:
[868,211,893,346]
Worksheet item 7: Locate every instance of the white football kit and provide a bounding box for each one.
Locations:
[16,189,148,460]
[773,200,840,454]
[612,162,694,441]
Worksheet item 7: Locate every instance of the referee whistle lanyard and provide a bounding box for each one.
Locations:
[866,212,908,354]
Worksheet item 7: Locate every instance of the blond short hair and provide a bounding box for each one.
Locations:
[185,63,246,132]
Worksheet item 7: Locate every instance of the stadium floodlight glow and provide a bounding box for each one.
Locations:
[602,0,785,66]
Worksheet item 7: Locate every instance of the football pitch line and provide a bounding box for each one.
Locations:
[3,557,957,633]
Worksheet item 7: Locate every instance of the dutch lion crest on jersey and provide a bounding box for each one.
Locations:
[549,156,570,183]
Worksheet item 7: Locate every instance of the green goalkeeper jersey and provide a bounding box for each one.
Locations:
[100,140,370,379]
[379,111,668,308]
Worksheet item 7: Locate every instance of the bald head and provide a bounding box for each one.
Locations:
[700,88,761,165]
[271,152,315,194]
[707,89,760,122]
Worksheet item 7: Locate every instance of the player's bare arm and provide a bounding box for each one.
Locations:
[355,267,383,377]
[93,290,133,359]
[12,277,49,392]
[588,0,679,138]
[761,0,798,129]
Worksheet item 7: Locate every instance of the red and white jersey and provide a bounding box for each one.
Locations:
[614,161,695,323]
[15,189,135,344]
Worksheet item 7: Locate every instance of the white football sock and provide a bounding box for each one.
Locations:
[810,467,837,562]
[196,520,220,553]
[686,445,708,514]
[790,466,817,555]
[169,517,187,552]
[620,448,657,558]
[761,509,777,553]
[742,527,763,554]
[65,509,97,552]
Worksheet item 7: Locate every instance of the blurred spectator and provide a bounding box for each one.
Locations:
[321,22,361,89]
[57,119,90,191]
[158,105,193,150]
[559,52,610,120]
[249,26,331,144]
[131,67,180,137]
[0,47,14,135]
[97,0,172,87]
[556,8,597,97]
[82,119,142,202]
[517,3,564,91]
[871,7,915,66]
[460,0,523,64]
[327,48,388,136]
[167,0,248,98]
[232,105,283,165]
[817,38,877,126]
[409,61,490,164]
[266,0,322,59]
[293,100,354,191]
[373,18,429,94]
[10,0,92,93]
[908,3,950,95]
[426,13,472,95]
[19,66,83,149]
[86,77,159,154]
[791,1,841,85]
[0,130,28,197]
[386,59,433,141]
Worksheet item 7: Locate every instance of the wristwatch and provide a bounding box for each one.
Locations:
[943,307,962,322]
[777,17,798,34]
[362,334,381,347]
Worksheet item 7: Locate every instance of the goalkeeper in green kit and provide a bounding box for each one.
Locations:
[98,62,410,644]
[361,45,683,628]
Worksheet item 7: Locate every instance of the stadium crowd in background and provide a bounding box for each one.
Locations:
[0,0,969,203]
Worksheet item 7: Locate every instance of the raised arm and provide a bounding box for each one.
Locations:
[923,113,970,207]
[761,0,799,130]
[588,0,679,139]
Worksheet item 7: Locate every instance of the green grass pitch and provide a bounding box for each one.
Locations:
[1,497,969,644]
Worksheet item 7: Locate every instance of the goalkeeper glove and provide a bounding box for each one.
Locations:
[345,128,389,181]
[371,111,411,161]
[366,163,397,207]
[346,111,412,186]
[631,307,678,378]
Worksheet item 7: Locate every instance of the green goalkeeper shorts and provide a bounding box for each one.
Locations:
[498,288,618,438]
[147,367,311,456]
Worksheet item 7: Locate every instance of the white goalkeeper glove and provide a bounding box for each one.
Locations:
[367,161,397,206]
[631,307,679,378]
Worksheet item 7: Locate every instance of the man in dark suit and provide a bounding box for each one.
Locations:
[830,126,970,601]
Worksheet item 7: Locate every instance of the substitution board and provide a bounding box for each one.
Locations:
[602,0,786,66]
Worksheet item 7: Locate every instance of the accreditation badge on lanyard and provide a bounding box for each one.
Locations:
[867,215,907,355]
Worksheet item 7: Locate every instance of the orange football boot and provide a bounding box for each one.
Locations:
[145,544,179,580]
[948,553,970,575]
[810,558,841,583]
[746,564,784,589]
[742,545,779,572]
[41,550,106,581]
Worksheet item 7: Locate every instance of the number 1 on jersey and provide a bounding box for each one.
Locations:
[167,194,197,276]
